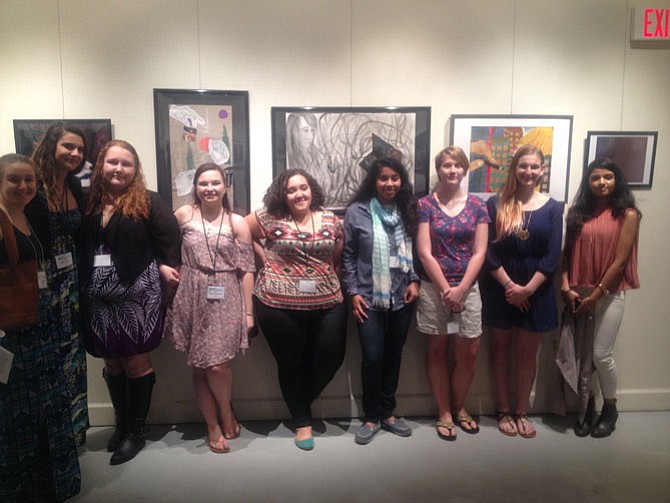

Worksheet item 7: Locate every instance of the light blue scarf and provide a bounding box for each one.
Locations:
[370,197,413,309]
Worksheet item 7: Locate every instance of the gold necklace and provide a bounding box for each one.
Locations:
[519,210,532,240]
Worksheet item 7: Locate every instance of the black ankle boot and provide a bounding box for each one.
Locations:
[110,372,155,465]
[574,395,595,437]
[591,399,618,438]
[103,370,127,452]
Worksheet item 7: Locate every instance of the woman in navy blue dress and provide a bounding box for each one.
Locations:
[480,145,562,438]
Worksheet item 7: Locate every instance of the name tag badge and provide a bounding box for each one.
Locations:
[297,279,317,294]
[55,252,74,270]
[389,255,400,269]
[0,345,14,385]
[206,286,225,300]
[93,254,112,267]
[37,271,48,289]
[447,320,460,334]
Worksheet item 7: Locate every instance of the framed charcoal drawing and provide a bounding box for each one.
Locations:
[586,131,657,189]
[13,118,113,187]
[271,106,431,212]
[450,114,573,202]
[154,89,250,213]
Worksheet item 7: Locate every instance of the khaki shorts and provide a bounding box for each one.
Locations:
[416,281,482,338]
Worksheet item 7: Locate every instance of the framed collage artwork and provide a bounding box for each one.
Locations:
[154,89,250,213]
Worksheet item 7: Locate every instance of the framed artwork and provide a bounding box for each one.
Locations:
[586,131,657,189]
[13,118,113,187]
[154,89,250,213]
[450,114,574,202]
[272,106,431,212]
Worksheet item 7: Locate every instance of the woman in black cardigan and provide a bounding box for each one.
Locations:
[79,140,180,465]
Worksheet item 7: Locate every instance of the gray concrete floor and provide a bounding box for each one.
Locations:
[71,411,670,502]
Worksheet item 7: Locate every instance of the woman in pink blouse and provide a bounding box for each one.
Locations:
[246,169,347,451]
[560,158,640,438]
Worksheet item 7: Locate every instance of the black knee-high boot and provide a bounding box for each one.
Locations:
[110,372,156,465]
[591,399,618,438]
[103,369,127,452]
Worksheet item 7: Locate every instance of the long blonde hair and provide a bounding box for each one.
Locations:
[86,140,149,219]
[495,144,544,239]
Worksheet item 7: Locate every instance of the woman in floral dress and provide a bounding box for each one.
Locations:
[166,163,255,454]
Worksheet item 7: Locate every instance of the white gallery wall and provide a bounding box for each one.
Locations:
[1,0,668,425]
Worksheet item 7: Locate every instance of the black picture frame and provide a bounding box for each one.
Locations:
[585,131,657,189]
[13,118,113,188]
[271,106,431,213]
[450,114,574,202]
[153,89,250,213]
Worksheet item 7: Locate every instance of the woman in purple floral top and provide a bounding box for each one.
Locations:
[417,146,489,441]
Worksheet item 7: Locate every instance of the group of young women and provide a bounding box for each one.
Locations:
[0,123,641,500]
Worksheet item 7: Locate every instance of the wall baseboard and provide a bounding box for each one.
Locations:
[87,388,670,426]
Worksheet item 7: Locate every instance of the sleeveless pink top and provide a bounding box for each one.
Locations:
[567,208,639,292]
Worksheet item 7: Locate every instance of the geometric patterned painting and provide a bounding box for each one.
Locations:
[450,115,573,202]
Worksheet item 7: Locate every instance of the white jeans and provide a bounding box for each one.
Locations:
[592,290,626,399]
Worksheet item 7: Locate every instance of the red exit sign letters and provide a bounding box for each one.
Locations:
[632,7,670,45]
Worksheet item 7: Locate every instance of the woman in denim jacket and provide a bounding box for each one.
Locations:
[343,157,419,445]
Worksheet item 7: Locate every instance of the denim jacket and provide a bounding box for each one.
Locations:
[342,201,419,311]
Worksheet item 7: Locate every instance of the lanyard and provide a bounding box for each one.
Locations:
[47,182,69,213]
[25,220,45,267]
[200,208,224,272]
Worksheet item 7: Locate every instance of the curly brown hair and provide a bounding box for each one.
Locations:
[86,140,149,220]
[262,168,325,217]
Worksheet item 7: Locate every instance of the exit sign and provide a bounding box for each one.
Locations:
[631,7,670,46]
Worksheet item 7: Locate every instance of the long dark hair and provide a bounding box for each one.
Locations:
[31,122,86,192]
[565,157,641,255]
[262,168,326,217]
[349,157,418,237]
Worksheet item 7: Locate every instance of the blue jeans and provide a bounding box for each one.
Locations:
[254,298,347,428]
[357,304,414,423]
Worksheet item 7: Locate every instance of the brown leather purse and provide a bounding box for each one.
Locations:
[0,210,39,329]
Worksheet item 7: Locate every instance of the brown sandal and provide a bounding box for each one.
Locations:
[515,414,536,439]
[497,412,518,437]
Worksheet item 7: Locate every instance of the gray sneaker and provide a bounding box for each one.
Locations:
[381,418,412,437]
[355,422,381,445]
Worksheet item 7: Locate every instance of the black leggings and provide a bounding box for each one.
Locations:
[254,297,347,428]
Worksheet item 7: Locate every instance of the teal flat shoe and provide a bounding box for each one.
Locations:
[294,437,314,451]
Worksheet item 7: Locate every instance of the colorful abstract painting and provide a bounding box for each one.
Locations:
[450,115,573,202]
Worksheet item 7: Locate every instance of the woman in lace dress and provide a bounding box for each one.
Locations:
[166,163,254,454]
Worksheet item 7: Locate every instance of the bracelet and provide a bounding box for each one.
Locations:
[597,283,610,296]
[245,313,254,317]
[503,279,513,288]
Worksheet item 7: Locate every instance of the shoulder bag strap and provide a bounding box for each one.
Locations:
[0,210,20,267]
